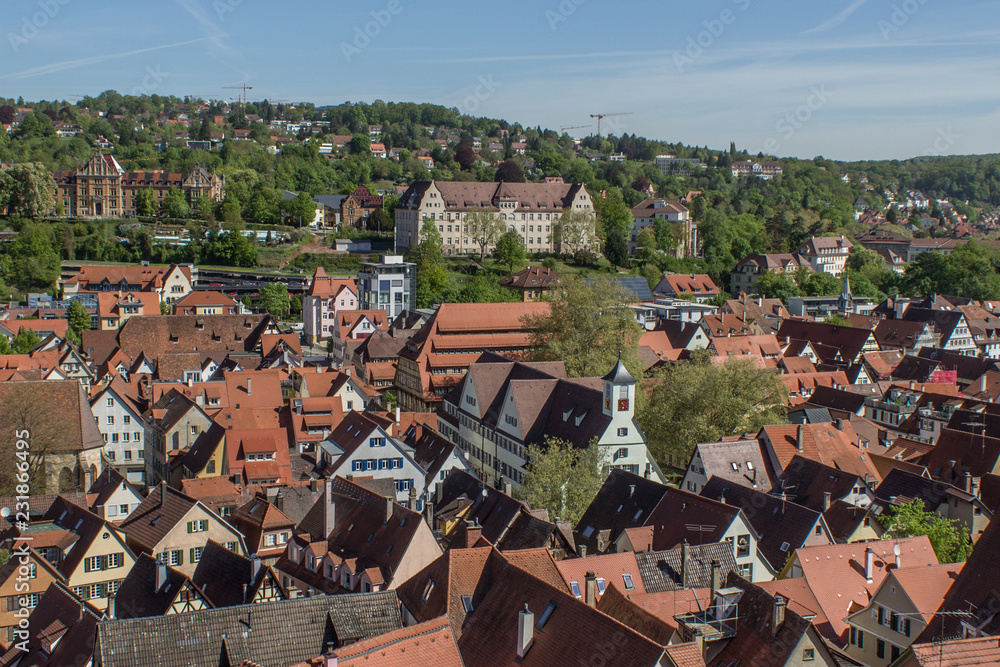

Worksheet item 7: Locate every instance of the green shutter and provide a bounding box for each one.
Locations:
[102,555,108,570]
[177,550,184,566]
[186,521,192,533]
[84,558,91,573]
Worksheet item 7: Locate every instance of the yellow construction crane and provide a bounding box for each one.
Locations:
[589,112,633,137]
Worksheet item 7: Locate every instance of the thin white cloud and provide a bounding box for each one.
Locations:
[802,0,870,35]
[173,0,231,53]
[0,37,222,80]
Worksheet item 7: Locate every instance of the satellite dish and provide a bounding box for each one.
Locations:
[893,544,901,556]
[0,507,9,518]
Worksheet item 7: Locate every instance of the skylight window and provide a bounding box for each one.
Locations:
[622,574,635,590]
[422,579,435,602]
[596,578,606,594]
[461,595,474,613]
[535,601,557,629]
[569,581,581,598]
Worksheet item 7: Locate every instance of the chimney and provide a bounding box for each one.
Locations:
[710,559,722,601]
[503,481,512,496]
[323,479,336,537]
[681,541,690,589]
[323,654,338,667]
[517,604,534,658]
[275,492,284,512]
[310,477,319,493]
[160,482,167,508]
[155,559,167,592]
[424,498,435,529]
[894,543,901,570]
[796,426,804,452]
[251,553,262,582]
[107,595,116,619]
[908,380,915,390]
[823,492,831,512]
[96,503,106,520]
[246,378,252,395]
[395,406,401,425]
[980,374,988,394]
[385,495,394,525]
[964,472,973,494]
[579,544,587,559]
[585,571,597,607]
[463,519,482,548]
[408,485,418,510]
[343,367,352,377]
[835,418,845,431]
[864,546,874,584]
[242,583,248,602]
[186,376,194,388]
[772,595,786,635]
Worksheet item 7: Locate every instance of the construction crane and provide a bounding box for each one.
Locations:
[589,112,633,137]
[559,124,591,134]
[222,84,253,106]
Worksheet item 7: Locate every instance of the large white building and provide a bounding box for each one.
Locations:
[795,235,853,276]
[394,180,595,256]
[89,380,148,485]
[438,356,665,488]
[301,267,358,346]
[358,255,416,321]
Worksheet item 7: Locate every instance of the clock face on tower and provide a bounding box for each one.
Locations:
[618,398,629,412]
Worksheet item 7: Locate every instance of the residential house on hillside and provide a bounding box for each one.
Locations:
[171,291,240,316]
[900,306,978,356]
[498,265,561,301]
[340,185,384,228]
[653,274,720,303]
[795,235,853,275]
[629,198,696,257]
[730,253,809,297]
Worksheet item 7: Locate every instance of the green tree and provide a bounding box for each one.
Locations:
[66,300,91,340]
[159,187,190,219]
[454,274,520,304]
[10,327,43,354]
[753,271,800,302]
[349,133,371,155]
[885,499,972,563]
[492,230,527,274]
[258,282,291,318]
[160,301,172,315]
[466,208,506,262]
[193,195,216,222]
[592,189,633,238]
[636,227,656,252]
[515,437,606,525]
[523,276,643,378]
[368,208,391,232]
[285,191,316,227]
[552,210,596,255]
[134,188,157,216]
[604,226,629,268]
[638,354,788,465]
[0,163,56,218]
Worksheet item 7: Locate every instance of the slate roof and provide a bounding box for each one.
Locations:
[94,591,403,667]
[587,276,654,303]
[776,455,867,512]
[873,468,975,514]
[112,552,198,619]
[574,469,669,554]
[635,541,739,593]
[701,477,822,573]
[918,513,1000,641]
[647,486,743,551]
[690,439,776,493]
[0,581,102,667]
[776,319,875,363]
[192,540,283,607]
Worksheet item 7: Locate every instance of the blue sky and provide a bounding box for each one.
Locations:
[2,0,998,161]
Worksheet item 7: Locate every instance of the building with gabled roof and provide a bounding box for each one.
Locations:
[654,274,720,303]
[758,422,881,481]
[111,552,210,619]
[778,536,938,644]
[795,235,853,275]
[0,581,102,667]
[118,483,246,576]
[302,267,358,345]
[191,539,287,607]
[0,544,64,646]
[93,590,402,667]
[575,469,669,555]
[679,438,777,496]
[275,476,441,595]
[498,265,561,301]
[897,635,1000,667]
[394,180,595,256]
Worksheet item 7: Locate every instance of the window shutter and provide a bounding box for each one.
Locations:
[190,548,197,563]
[6,596,16,612]
[84,558,91,573]
[177,550,184,566]
[102,555,109,570]
[186,521,193,533]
